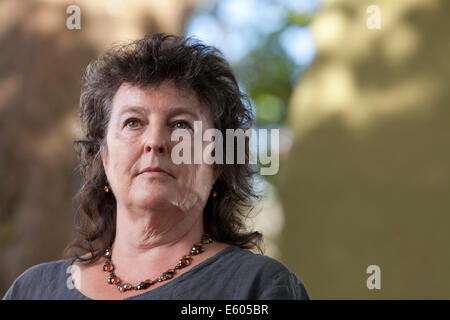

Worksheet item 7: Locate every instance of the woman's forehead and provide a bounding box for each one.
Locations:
[111,81,208,118]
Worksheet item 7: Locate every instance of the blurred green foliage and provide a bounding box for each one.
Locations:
[186,1,317,184]
[234,9,315,185]
[235,10,314,127]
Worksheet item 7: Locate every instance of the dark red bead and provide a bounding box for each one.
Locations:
[111,276,120,284]
[103,263,114,272]
[123,283,132,290]
[107,276,119,284]
[201,234,213,244]
[191,246,202,255]
[139,281,151,290]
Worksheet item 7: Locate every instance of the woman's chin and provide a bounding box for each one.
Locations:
[133,189,177,209]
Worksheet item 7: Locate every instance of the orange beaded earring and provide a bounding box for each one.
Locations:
[104,185,109,193]
[212,190,217,197]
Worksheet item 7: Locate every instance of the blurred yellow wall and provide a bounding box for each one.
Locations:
[280,0,450,299]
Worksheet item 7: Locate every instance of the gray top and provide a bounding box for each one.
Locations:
[2,245,310,300]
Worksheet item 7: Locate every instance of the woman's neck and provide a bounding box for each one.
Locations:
[109,202,205,283]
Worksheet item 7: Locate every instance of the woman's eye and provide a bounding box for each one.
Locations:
[125,119,141,129]
[173,120,191,130]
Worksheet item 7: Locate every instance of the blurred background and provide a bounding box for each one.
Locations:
[1,0,449,299]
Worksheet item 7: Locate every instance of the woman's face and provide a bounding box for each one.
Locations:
[101,81,217,215]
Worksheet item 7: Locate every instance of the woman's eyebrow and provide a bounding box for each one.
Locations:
[118,105,200,118]
[166,106,200,119]
[118,105,148,116]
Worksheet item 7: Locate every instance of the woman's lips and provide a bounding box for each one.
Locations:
[139,166,172,178]
[140,170,170,177]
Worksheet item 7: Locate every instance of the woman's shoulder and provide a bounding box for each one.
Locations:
[2,258,74,300]
[225,245,299,275]
[209,245,311,299]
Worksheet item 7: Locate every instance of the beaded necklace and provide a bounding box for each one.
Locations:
[102,234,213,293]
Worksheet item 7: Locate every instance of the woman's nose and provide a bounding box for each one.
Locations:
[143,125,168,155]
[145,143,165,154]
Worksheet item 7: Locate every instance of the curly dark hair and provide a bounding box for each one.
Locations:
[63,33,264,264]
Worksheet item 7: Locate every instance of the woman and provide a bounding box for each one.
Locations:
[3,33,310,300]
